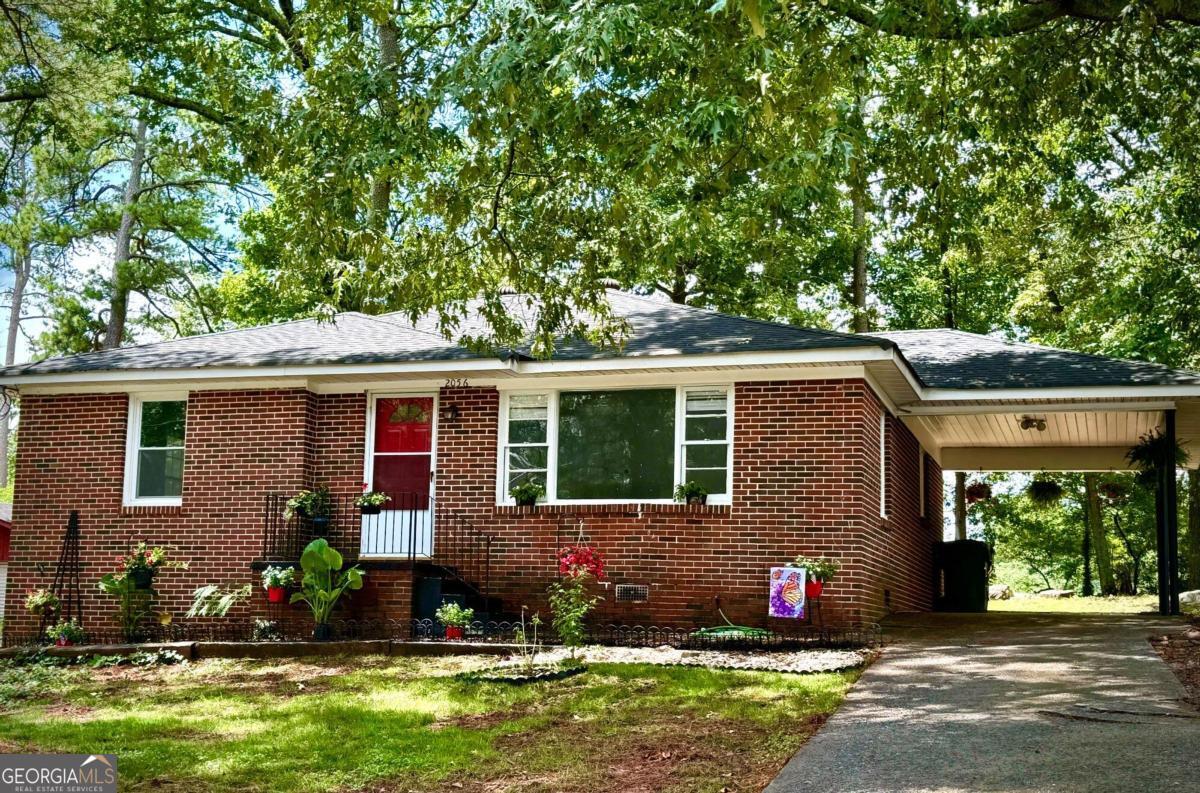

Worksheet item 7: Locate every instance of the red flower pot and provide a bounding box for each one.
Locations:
[267,586,287,604]
[55,638,73,647]
[805,580,824,599]
[445,625,464,641]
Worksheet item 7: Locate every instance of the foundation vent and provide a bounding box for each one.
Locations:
[615,584,650,603]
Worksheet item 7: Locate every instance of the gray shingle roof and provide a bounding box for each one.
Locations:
[0,291,888,378]
[870,329,1200,390]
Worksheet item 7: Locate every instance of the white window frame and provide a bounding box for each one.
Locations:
[123,392,188,507]
[496,385,734,506]
[362,391,440,502]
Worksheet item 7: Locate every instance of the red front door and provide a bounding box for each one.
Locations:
[363,395,435,556]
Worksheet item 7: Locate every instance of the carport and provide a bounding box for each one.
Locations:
[872,330,1200,616]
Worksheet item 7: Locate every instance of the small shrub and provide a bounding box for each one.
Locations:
[434,601,475,627]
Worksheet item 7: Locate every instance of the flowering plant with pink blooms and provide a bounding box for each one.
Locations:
[119,542,188,576]
[557,545,606,580]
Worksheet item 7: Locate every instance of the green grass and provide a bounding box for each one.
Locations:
[0,654,860,792]
[988,593,1159,614]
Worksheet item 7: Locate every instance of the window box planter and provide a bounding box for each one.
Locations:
[359,504,383,516]
[686,494,707,506]
[266,586,288,604]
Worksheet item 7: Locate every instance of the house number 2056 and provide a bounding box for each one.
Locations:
[444,378,471,388]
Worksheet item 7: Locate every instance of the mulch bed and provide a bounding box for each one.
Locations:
[1150,620,1200,710]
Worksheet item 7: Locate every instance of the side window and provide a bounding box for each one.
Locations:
[681,388,730,497]
[126,397,187,504]
[503,394,549,495]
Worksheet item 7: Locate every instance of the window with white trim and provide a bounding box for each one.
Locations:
[125,396,187,505]
[503,393,549,494]
[499,386,733,504]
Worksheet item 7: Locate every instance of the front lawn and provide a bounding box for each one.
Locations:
[0,654,859,792]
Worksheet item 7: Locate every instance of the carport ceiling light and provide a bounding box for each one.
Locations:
[1019,416,1047,432]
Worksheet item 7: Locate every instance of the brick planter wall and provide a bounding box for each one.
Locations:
[3,377,940,639]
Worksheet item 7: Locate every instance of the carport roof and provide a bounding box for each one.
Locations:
[870,329,1200,391]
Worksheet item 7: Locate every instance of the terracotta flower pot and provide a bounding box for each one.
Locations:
[445,625,464,640]
[805,579,824,599]
[267,586,287,604]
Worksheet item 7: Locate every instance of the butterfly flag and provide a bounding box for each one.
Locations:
[769,566,807,619]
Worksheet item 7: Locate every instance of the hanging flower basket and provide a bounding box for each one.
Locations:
[1027,478,1064,506]
[964,481,993,504]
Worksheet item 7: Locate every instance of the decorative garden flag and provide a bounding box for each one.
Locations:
[769,566,806,619]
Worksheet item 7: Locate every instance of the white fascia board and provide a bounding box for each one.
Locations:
[900,400,1177,416]
[916,384,1200,402]
[1,358,516,388]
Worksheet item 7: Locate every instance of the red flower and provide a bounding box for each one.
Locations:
[557,544,605,580]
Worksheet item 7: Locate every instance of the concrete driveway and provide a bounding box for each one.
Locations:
[766,611,1198,793]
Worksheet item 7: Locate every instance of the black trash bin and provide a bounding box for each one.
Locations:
[933,540,991,612]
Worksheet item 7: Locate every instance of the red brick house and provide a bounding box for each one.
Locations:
[2,291,1198,640]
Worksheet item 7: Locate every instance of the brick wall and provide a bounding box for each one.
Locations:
[435,380,940,626]
[3,378,940,638]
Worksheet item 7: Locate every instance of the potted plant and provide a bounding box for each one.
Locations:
[286,487,334,531]
[120,542,188,590]
[509,481,545,508]
[355,489,390,515]
[964,481,993,504]
[1027,476,1064,506]
[46,619,85,647]
[290,537,364,640]
[792,554,839,599]
[24,588,60,616]
[261,566,296,603]
[673,480,708,506]
[435,601,475,640]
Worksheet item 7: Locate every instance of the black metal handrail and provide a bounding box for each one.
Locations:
[261,492,494,605]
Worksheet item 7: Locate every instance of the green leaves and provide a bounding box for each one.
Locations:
[292,538,365,626]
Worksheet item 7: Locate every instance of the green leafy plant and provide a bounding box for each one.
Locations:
[1027,476,1064,506]
[354,490,391,508]
[97,573,155,641]
[509,480,545,506]
[1126,429,1190,488]
[186,584,253,618]
[289,538,364,631]
[121,542,188,576]
[252,619,282,641]
[791,554,839,582]
[285,487,333,520]
[673,480,708,504]
[24,589,59,615]
[261,566,296,589]
[548,578,598,657]
[45,619,85,644]
[434,601,475,628]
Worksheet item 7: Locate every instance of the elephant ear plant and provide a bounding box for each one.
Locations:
[290,538,365,640]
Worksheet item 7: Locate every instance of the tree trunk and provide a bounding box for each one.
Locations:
[0,245,29,487]
[954,470,967,540]
[850,185,868,332]
[1081,513,1094,596]
[104,115,148,350]
[1188,468,1200,589]
[368,19,399,234]
[1084,474,1116,594]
